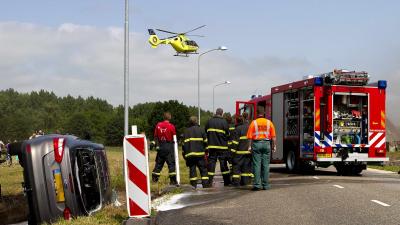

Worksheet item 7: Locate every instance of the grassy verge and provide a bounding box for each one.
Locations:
[0,155,29,224]
[0,146,189,225]
[368,151,400,172]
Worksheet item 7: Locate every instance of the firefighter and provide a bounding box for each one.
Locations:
[224,113,235,175]
[182,116,210,188]
[231,112,252,186]
[247,106,276,191]
[206,108,230,186]
[152,112,178,185]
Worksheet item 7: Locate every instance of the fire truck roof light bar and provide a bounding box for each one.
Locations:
[378,80,387,89]
[314,77,323,86]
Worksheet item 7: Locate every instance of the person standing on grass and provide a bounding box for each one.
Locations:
[182,116,210,188]
[6,140,12,166]
[247,106,276,191]
[151,112,178,186]
[0,140,4,159]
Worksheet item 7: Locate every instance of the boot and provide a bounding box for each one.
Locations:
[208,177,214,187]
[190,181,197,189]
[202,181,211,188]
[223,175,231,186]
[169,176,178,186]
[152,175,159,183]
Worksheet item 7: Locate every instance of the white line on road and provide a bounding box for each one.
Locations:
[371,200,391,207]
[313,176,320,179]
[333,185,344,189]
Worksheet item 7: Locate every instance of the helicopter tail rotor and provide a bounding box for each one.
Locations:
[148,29,161,48]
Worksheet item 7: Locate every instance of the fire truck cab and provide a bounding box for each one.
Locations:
[236,70,388,175]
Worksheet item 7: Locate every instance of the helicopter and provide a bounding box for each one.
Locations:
[148,25,205,56]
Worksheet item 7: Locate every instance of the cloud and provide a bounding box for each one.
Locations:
[0,21,398,127]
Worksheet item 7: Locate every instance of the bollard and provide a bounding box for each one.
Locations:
[173,135,180,186]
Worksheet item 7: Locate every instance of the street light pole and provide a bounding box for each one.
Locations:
[213,81,231,113]
[124,0,129,136]
[197,46,228,125]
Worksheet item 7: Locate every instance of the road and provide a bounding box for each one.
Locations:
[154,165,400,225]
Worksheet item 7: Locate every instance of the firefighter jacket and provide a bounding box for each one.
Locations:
[205,116,229,151]
[231,122,251,154]
[228,125,235,148]
[182,125,207,158]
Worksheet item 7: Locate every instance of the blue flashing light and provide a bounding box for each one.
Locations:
[378,80,387,89]
[314,77,323,86]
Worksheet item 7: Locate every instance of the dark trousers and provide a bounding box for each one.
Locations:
[232,154,252,186]
[152,142,176,183]
[207,150,231,185]
[252,140,271,189]
[186,157,209,187]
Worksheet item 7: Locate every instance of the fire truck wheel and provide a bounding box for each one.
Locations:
[334,163,346,175]
[286,150,297,172]
[350,165,363,175]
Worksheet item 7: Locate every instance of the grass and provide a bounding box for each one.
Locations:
[0,146,189,225]
[0,154,29,224]
[368,151,400,172]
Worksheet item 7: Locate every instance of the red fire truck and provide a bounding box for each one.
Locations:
[236,70,388,174]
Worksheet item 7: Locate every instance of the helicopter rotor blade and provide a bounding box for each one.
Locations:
[183,25,206,34]
[165,35,178,39]
[186,35,205,37]
[156,29,179,35]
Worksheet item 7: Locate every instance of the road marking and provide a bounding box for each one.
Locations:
[312,176,320,179]
[371,200,391,207]
[333,185,344,189]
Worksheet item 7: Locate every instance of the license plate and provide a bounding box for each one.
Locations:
[53,169,65,203]
[317,153,332,158]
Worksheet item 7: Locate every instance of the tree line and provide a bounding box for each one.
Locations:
[0,89,213,146]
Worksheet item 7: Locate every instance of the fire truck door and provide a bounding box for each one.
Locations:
[271,93,284,161]
[235,101,256,123]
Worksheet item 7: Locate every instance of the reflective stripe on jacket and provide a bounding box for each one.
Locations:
[228,125,235,148]
[231,122,250,154]
[246,118,276,140]
[182,125,207,158]
[205,116,229,151]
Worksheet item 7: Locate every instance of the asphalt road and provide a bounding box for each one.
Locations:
[154,165,400,225]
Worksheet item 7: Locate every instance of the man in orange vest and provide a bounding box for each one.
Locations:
[247,106,276,191]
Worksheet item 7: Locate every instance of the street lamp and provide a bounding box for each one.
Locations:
[197,46,228,125]
[123,0,129,136]
[213,81,231,113]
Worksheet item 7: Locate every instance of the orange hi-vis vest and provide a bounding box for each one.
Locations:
[247,118,276,140]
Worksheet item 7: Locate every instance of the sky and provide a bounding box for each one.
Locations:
[0,1,399,126]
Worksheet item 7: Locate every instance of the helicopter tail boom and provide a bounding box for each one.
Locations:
[148,29,171,48]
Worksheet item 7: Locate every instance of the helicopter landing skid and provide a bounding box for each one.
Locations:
[174,52,199,57]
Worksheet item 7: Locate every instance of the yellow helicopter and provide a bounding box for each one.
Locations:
[148,25,205,56]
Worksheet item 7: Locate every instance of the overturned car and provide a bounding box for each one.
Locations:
[9,134,112,224]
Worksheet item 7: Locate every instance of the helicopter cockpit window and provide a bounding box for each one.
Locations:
[185,40,198,47]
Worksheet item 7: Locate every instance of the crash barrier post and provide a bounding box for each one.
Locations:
[173,135,180,186]
[123,134,151,217]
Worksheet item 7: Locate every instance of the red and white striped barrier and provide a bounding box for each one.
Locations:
[123,135,151,217]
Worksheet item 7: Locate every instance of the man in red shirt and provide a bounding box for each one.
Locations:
[152,112,178,185]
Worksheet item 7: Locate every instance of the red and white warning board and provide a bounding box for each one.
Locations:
[123,135,151,217]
